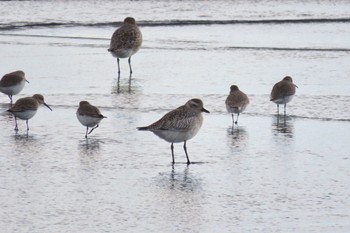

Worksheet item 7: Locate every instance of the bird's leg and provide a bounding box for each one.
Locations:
[277,104,280,116]
[171,143,175,164]
[231,114,235,127]
[117,57,121,74]
[284,103,287,116]
[8,95,13,106]
[128,56,133,74]
[85,127,89,138]
[235,113,240,125]
[88,124,99,135]
[183,141,191,165]
[128,72,132,94]
[26,120,29,131]
[14,116,18,131]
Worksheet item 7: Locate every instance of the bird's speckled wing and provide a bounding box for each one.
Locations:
[78,105,104,118]
[8,97,38,112]
[143,106,197,131]
[225,90,249,108]
[270,81,296,100]
[110,25,142,50]
[0,73,23,87]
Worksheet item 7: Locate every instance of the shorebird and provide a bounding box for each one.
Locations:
[270,76,298,115]
[225,85,249,125]
[108,17,143,74]
[137,98,210,164]
[76,101,106,138]
[0,70,29,105]
[7,94,52,132]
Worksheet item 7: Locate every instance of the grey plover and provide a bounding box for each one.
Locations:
[7,94,52,131]
[137,98,209,164]
[108,17,142,74]
[76,101,106,138]
[0,70,29,105]
[225,85,249,125]
[270,76,298,115]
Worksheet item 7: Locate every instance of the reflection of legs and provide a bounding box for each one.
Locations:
[117,58,121,74]
[171,143,175,164]
[183,141,191,165]
[88,124,99,135]
[128,56,133,74]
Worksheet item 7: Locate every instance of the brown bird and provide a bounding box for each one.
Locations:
[225,85,249,126]
[270,76,298,115]
[0,70,29,105]
[7,94,52,132]
[108,17,143,74]
[76,101,106,138]
[137,99,209,164]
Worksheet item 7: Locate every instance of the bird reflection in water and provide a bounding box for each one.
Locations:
[112,73,132,94]
[79,138,101,156]
[226,126,248,149]
[273,115,294,136]
[158,164,201,193]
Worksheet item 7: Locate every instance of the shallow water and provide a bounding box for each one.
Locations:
[1,0,350,232]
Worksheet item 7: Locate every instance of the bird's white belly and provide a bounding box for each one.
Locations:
[0,80,25,95]
[13,110,37,120]
[226,104,248,114]
[153,122,202,143]
[272,95,294,105]
[110,48,135,59]
[76,113,102,127]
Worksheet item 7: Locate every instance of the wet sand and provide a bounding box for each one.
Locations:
[1,25,350,232]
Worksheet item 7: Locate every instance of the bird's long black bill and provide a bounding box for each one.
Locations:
[44,103,53,111]
[202,108,210,113]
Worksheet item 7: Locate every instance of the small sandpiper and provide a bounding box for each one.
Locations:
[0,70,29,105]
[225,85,249,126]
[76,101,106,138]
[7,94,52,132]
[137,98,209,164]
[270,76,298,115]
[108,17,143,74]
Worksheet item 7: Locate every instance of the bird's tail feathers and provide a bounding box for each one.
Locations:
[137,126,149,131]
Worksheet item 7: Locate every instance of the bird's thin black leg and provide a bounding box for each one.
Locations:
[231,113,234,125]
[183,141,191,165]
[14,116,18,131]
[128,56,133,74]
[85,127,89,138]
[235,113,240,125]
[88,124,99,135]
[8,95,13,106]
[26,120,29,131]
[117,57,121,74]
[171,143,175,164]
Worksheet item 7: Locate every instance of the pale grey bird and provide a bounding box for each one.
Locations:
[137,98,210,164]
